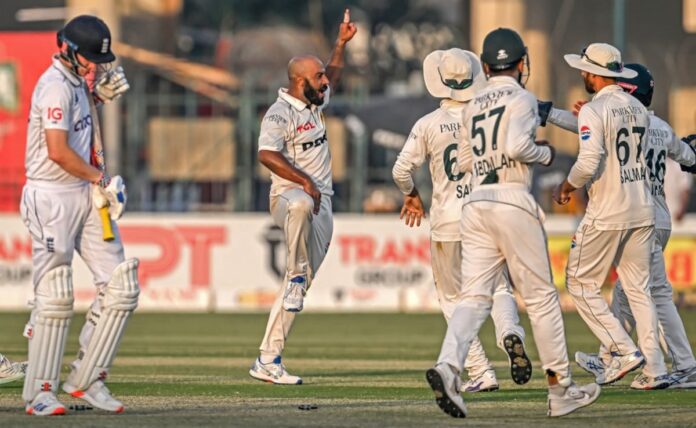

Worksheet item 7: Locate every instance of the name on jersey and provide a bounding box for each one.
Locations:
[620,166,647,184]
[74,114,92,132]
[650,182,665,198]
[456,183,471,199]
[473,89,513,110]
[301,132,327,151]
[473,153,517,177]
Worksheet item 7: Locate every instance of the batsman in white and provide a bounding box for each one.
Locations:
[249,9,356,385]
[392,48,531,393]
[544,63,696,389]
[425,28,599,419]
[20,15,138,415]
[0,353,27,385]
[554,44,670,390]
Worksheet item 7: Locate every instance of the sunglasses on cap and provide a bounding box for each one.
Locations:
[581,47,623,72]
[438,68,473,90]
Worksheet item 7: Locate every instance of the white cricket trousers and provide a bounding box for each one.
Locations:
[608,228,696,372]
[566,222,667,378]
[259,188,333,358]
[20,181,125,357]
[437,201,570,378]
[430,240,524,378]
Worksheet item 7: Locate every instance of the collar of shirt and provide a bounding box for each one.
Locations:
[487,75,522,87]
[278,88,314,112]
[440,98,465,114]
[51,55,82,87]
[591,84,623,101]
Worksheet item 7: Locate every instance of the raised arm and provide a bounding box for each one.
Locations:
[325,8,357,89]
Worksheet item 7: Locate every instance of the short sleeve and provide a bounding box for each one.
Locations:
[258,106,289,152]
[38,81,72,131]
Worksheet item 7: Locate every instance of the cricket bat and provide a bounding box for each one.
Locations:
[87,85,115,242]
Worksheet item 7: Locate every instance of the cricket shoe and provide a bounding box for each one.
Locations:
[282,276,307,312]
[667,366,696,389]
[249,356,303,385]
[575,351,605,381]
[63,380,124,413]
[426,363,467,418]
[462,369,499,393]
[502,333,532,384]
[0,355,27,385]
[547,382,600,417]
[630,373,670,390]
[596,351,644,385]
[25,391,66,416]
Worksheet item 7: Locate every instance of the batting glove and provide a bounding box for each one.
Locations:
[104,175,128,220]
[94,66,130,103]
[679,134,696,174]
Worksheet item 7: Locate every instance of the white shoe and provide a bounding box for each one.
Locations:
[25,391,66,416]
[0,355,27,385]
[249,356,303,385]
[282,276,307,312]
[463,369,499,393]
[667,366,696,389]
[630,372,670,390]
[597,351,644,385]
[426,363,467,418]
[63,380,124,413]
[575,352,605,382]
[502,333,532,385]
[547,382,601,417]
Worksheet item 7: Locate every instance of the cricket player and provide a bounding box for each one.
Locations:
[554,44,670,390]
[392,48,530,393]
[549,64,696,389]
[426,28,600,419]
[249,9,357,385]
[21,15,137,415]
[0,353,26,385]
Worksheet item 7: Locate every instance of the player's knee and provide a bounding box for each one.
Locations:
[287,196,314,217]
[104,258,140,311]
[35,265,74,317]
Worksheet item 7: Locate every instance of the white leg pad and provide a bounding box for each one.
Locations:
[22,266,74,402]
[66,258,140,390]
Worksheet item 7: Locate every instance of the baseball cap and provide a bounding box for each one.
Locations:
[480,28,527,70]
[564,43,637,78]
[59,15,115,64]
[423,49,486,102]
[616,63,654,107]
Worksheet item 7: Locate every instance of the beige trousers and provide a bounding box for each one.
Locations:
[566,222,667,377]
[259,188,333,358]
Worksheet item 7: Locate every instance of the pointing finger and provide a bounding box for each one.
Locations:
[343,8,350,23]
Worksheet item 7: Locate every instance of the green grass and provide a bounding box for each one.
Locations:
[1,311,695,427]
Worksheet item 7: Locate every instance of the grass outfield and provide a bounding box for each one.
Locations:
[1,311,695,427]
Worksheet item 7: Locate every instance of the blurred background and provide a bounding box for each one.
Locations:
[0,0,695,312]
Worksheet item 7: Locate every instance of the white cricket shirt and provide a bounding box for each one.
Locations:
[258,87,333,197]
[567,84,654,230]
[25,57,92,184]
[392,99,471,241]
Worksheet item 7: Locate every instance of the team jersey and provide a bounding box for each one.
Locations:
[568,84,654,230]
[258,87,333,197]
[392,99,471,241]
[646,113,695,230]
[459,76,552,214]
[25,56,92,184]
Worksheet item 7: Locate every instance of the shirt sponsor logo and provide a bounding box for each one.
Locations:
[47,107,63,121]
[265,114,287,125]
[301,132,327,151]
[74,114,92,132]
[296,121,316,133]
[580,125,591,141]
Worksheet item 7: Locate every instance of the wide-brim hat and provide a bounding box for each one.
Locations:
[564,43,636,78]
[423,49,486,102]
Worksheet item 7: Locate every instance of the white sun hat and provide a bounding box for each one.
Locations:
[423,48,486,102]
[564,43,637,78]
